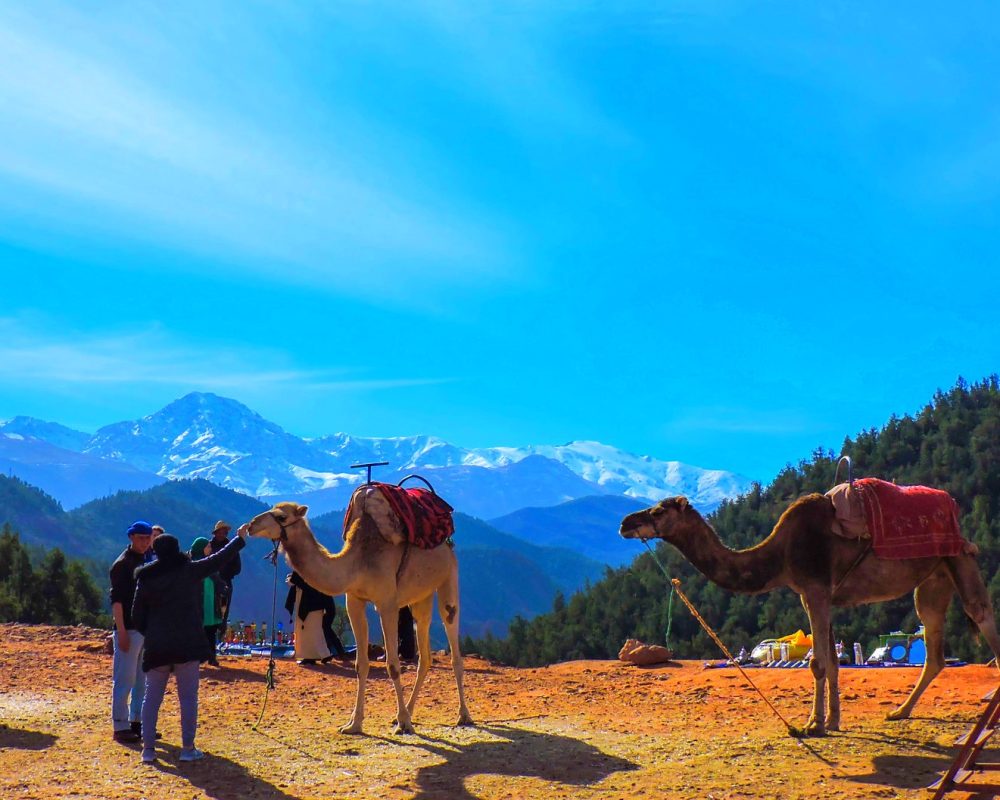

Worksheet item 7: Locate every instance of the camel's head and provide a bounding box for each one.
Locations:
[248,501,309,541]
[619,497,697,541]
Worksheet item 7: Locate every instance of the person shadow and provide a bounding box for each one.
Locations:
[144,742,298,800]
[0,724,57,751]
[407,723,639,800]
[200,664,270,684]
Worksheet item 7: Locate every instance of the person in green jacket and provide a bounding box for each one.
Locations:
[189,537,223,667]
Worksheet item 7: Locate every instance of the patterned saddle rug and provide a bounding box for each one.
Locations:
[345,482,454,549]
[826,477,969,559]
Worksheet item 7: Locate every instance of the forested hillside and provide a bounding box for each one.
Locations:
[0,525,109,627]
[464,377,1000,666]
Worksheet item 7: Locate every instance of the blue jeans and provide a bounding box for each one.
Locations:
[111,629,145,731]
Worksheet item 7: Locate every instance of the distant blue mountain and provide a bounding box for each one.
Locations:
[489,494,651,566]
[0,433,164,509]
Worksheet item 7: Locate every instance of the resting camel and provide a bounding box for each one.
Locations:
[619,493,1000,736]
[247,491,473,735]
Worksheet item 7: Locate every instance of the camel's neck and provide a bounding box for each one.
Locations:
[281,522,359,596]
[666,518,786,594]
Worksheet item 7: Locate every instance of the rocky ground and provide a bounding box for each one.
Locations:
[1,623,998,800]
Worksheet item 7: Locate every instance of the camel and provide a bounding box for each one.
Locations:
[619,493,1000,736]
[247,490,473,735]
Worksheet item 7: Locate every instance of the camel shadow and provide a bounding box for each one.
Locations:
[836,729,969,791]
[844,753,954,791]
[0,724,57,751]
[145,742,298,800]
[408,723,638,800]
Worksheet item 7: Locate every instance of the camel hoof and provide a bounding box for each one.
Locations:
[886,709,909,722]
[455,714,475,727]
[339,723,364,735]
[826,718,841,732]
[393,721,415,735]
[805,722,826,737]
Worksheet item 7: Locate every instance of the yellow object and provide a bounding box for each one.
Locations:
[752,630,813,662]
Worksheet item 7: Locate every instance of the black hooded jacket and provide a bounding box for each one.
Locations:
[132,536,245,671]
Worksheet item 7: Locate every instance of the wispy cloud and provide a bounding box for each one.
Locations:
[412,1,629,144]
[0,6,507,300]
[0,317,451,393]
[664,406,812,436]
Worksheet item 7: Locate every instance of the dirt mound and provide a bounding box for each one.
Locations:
[0,623,994,799]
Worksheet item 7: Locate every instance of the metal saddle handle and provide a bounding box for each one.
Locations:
[397,474,437,494]
[833,455,854,488]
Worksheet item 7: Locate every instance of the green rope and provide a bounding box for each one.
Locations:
[643,540,675,646]
[664,581,675,647]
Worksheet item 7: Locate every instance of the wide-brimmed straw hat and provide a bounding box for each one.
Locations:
[212,520,232,534]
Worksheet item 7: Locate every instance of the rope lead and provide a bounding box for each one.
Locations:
[641,540,802,737]
[252,540,282,731]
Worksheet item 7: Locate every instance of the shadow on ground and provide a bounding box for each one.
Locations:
[0,724,57,751]
[845,753,952,791]
[145,743,298,800]
[410,724,638,800]
[837,729,957,792]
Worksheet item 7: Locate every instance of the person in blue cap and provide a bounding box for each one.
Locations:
[108,520,154,743]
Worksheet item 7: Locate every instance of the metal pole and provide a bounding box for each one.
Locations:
[350,461,389,485]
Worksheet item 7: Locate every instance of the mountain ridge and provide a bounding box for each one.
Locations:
[3,392,752,516]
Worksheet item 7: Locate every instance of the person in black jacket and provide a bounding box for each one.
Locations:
[131,525,247,764]
[207,520,241,652]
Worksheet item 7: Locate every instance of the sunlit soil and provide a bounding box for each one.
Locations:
[1,623,996,799]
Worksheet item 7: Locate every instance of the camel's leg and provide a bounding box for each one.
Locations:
[888,571,953,720]
[802,591,832,736]
[888,573,952,720]
[825,623,841,731]
[437,568,473,726]
[947,555,1000,660]
[377,604,413,735]
[404,595,435,721]
[341,594,369,735]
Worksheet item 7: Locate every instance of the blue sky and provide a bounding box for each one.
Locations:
[2,2,998,482]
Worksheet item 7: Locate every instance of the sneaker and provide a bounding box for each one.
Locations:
[179,747,205,762]
[131,721,162,739]
[113,729,141,744]
[141,748,156,764]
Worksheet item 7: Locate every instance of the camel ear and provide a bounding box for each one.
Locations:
[677,497,689,510]
[295,504,309,518]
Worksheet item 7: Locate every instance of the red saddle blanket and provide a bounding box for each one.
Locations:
[368,483,454,549]
[852,478,964,559]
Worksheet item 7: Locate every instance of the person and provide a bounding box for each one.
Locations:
[109,520,154,743]
[284,571,347,665]
[189,537,224,667]
[132,525,248,764]
[398,606,416,662]
[207,520,241,650]
[145,526,165,564]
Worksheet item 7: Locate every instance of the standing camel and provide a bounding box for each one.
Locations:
[248,491,473,735]
[619,493,1000,736]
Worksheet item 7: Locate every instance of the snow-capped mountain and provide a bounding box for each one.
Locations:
[0,417,90,452]
[84,393,352,497]
[308,434,745,508]
[8,392,753,514]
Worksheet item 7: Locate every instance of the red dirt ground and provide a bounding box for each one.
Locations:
[1,623,998,799]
